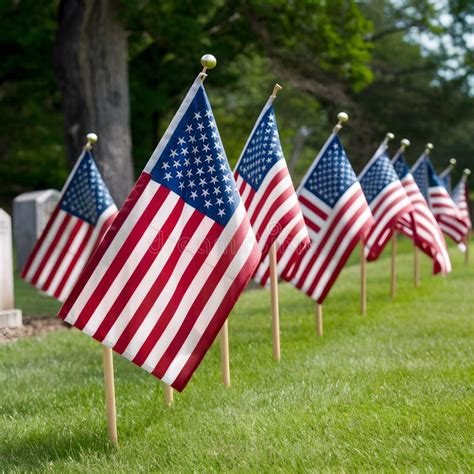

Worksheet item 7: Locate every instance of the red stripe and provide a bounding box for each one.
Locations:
[257,203,302,261]
[93,212,118,252]
[150,219,254,379]
[299,195,328,220]
[171,240,260,392]
[59,173,151,319]
[130,219,229,366]
[317,219,373,303]
[370,185,403,217]
[53,225,94,299]
[296,187,363,288]
[41,219,84,292]
[30,214,72,285]
[249,167,288,226]
[304,217,321,234]
[21,206,61,278]
[244,185,256,211]
[112,221,223,355]
[306,202,370,299]
[72,185,171,330]
[92,201,201,343]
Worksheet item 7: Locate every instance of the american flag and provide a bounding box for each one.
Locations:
[285,134,374,304]
[21,150,117,302]
[392,151,451,274]
[58,75,261,391]
[234,96,310,286]
[358,143,413,261]
[412,154,469,247]
[452,175,472,232]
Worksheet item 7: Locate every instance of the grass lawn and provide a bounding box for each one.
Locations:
[1,236,473,472]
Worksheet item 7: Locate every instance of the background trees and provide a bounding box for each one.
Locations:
[0,0,472,205]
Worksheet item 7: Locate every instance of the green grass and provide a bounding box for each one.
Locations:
[1,236,473,472]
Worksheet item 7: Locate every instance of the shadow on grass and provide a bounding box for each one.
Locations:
[1,425,116,471]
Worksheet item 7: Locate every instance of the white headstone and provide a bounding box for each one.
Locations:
[0,208,22,328]
[13,189,60,269]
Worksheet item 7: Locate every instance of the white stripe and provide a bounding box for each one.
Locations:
[292,184,360,285]
[79,192,182,335]
[299,191,367,293]
[160,225,256,384]
[46,221,90,296]
[239,180,253,206]
[312,207,372,299]
[299,187,332,216]
[57,206,117,302]
[24,210,68,281]
[122,203,247,360]
[100,209,213,347]
[64,181,164,324]
[255,187,298,246]
[245,160,286,219]
[35,218,80,288]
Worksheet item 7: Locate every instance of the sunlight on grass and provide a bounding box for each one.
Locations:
[1,236,472,471]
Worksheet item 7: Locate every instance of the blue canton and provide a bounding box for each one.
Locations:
[60,151,115,226]
[236,106,283,191]
[412,157,428,199]
[393,154,410,180]
[426,158,444,188]
[303,135,356,208]
[359,150,399,204]
[150,86,239,226]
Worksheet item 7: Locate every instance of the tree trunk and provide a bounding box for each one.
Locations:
[54,0,134,205]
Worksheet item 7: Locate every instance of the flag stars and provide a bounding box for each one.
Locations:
[199,134,208,142]
[170,149,178,158]
[177,137,186,145]
[204,200,212,209]
[197,122,205,131]
[217,209,225,217]
[164,172,172,181]
[190,190,198,200]
[194,112,201,120]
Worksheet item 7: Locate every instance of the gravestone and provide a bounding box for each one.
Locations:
[13,189,60,269]
[0,209,22,328]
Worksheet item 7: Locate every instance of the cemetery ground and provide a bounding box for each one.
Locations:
[1,237,472,472]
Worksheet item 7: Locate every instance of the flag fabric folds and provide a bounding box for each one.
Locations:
[412,155,469,247]
[21,150,118,302]
[359,143,414,261]
[234,95,310,287]
[392,151,451,274]
[452,175,472,233]
[58,75,261,392]
[285,133,374,304]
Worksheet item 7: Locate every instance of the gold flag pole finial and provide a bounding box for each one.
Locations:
[85,133,98,151]
[449,158,457,167]
[200,54,217,82]
[271,83,283,99]
[384,132,395,146]
[333,112,349,134]
[400,138,411,152]
[464,168,471,177]
[425,142,434,155]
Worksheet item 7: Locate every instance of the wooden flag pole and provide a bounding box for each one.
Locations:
[391,232,397,299]
[102,346,118,446]
[360,241,367,316]
[316,303,323,337]
[464,169,471,265]
[269,242,281,361]
[414,243,420,287]
[220,321,231,388]
[163,383,173,407]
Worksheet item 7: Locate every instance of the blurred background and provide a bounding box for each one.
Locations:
[0,0,472,207]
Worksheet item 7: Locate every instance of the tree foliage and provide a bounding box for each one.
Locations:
[0,0,473,203]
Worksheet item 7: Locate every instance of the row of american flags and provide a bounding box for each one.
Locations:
[22,74,471,392]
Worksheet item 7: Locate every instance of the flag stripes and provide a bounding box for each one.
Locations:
[21,150,117,302]
[59,75,261,391]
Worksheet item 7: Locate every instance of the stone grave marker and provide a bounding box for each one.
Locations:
[13,189,60,269]
[0,208,22,328]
